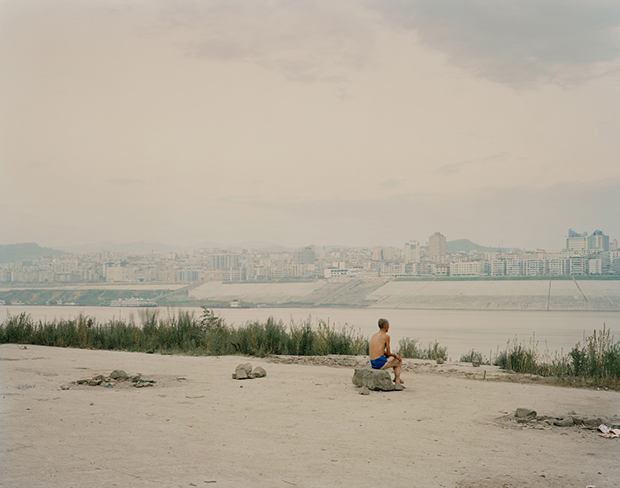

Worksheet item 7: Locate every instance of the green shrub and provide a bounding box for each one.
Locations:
[460,349,487,364]
[398,338,448,360]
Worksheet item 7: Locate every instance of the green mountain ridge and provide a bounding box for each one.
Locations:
[445,239,508,253]
[0,243,65,264]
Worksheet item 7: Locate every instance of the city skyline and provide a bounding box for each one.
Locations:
[1,226,618,256]
[2,228,618,286]
[1,1,619,251]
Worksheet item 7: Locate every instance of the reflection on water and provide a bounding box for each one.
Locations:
[2,305,619,361]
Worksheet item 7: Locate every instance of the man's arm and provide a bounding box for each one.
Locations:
[384,336,402,361]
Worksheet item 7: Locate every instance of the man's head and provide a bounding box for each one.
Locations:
[378,318,389,330]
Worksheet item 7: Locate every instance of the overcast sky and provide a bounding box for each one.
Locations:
[1,0,619,252]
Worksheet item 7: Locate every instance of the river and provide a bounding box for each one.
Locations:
[2,306,619,361]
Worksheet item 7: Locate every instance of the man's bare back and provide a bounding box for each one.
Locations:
[369,318,404,385]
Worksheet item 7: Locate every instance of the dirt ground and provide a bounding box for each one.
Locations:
[1,344,619,488]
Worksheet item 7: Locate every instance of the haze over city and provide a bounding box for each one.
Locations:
[1,1,619,252]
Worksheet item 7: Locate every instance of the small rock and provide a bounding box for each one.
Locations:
[436,358,444,364]
[60,385,70,390]
[232,373,236,379]
[110,370,128,380]
[239,363,253,375]
[88,380,99,386]
[359,387,370,395]
[252,366,266,378]
[76,379,88,385]
[235,368,249,380]
[515,408,537,419]
[555,417,574,427]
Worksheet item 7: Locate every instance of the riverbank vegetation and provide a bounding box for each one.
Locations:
[0,308,368,357]
[1,309,618,388]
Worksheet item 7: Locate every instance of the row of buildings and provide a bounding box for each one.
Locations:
[1,230,618,283]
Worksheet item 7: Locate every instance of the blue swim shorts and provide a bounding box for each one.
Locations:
[370,355,387,369]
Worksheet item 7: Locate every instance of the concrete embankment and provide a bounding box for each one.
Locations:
[2,279,620,311]
[188,279,620,311]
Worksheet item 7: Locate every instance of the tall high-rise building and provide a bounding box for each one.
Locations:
[404,241,421,263]
[565,229,588,252]
[565,229,609,252]
[589,230,609,251]
[293,246,315,264]
[212,254,240,269]
[428,232,446,260]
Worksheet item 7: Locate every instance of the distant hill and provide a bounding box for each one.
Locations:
[233,241,294,252]
[446,239,505,253]
[0,243,65,263]
[59,242,182,254]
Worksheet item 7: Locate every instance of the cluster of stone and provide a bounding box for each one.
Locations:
[352,366,404,393]
[232,363,267,380]
[71,370,156,389]
[513,408,619,429]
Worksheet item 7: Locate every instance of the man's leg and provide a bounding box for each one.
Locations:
[382,356,403,385]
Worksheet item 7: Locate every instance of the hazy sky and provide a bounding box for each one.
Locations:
[1,0,619,252]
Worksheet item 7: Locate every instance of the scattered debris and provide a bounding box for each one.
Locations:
[598,424,620,438]
[71,371,156,389]
[505,409,619,436]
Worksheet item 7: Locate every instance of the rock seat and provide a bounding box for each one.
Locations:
[352,366,403,391]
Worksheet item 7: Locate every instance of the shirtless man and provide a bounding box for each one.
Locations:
[369,318,404,386]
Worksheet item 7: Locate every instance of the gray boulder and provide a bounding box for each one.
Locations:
[110,370,128,380]
[234,367,249,380]
[236,363,252,374]
[555,417,574,427]
[515,408,537,419]
[252,366,267,378]
[352,366,399,391]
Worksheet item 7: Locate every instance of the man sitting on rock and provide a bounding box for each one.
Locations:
[369,318,404,386]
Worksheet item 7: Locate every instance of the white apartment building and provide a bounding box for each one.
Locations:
[490,260,506,276]
[433,263,450,276]
[381,262,411,277]
[588,259,602,275]
[505,259,525,276]
[548,258,570,276]
[525,259,546,276]
[569,257,587,275]
[450,261,485,277]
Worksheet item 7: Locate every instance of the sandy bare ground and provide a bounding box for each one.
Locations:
[1,344,618,488]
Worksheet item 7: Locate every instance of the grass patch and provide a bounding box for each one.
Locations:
[459,349,489,364]
[493,326,620,389]
[397,338,448,360]
[0,308,369,357]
